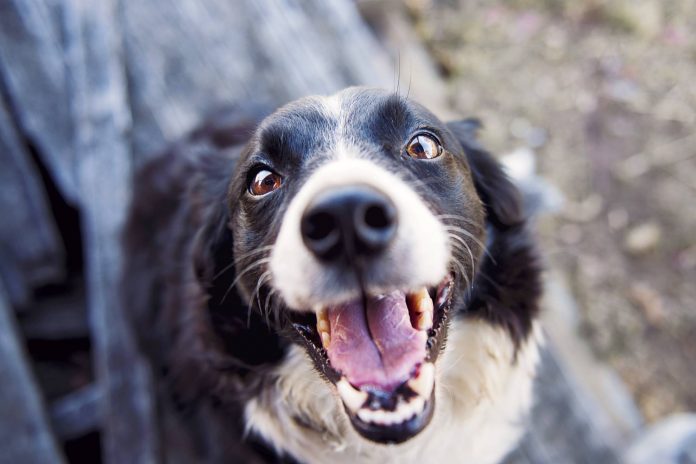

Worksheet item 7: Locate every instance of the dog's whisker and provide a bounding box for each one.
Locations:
[450,254,471,292]
[247,270,272,327]
[263,287,278,321]
[436,214,481,228]
[443,225,496,265]
[250,270,272,311]
[452,243,475,287]
[447,237,475,289]
[447,233,476,284]
[213,245,274,280]
[220,257,272,305]
[233,246,274,267]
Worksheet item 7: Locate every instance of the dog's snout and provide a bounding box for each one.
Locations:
[301,186,397,261]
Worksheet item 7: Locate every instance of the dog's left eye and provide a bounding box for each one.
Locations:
[249,169,283,196]
[405,134,443,160]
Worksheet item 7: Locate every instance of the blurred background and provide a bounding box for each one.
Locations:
[1,0,694,463]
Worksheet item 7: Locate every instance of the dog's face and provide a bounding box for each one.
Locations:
[227,87,486,444]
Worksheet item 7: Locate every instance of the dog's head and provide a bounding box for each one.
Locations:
[225,87,514,444]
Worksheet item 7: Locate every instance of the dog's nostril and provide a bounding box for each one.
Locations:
[355,200,396,253]
[301,209,342,261]
[364,203,393,230]
[304,211,337,241]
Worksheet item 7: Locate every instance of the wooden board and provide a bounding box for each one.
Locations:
[0,283,65,464]
[0,95,64,308]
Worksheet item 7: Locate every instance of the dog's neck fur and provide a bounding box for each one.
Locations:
[245,319,542,464]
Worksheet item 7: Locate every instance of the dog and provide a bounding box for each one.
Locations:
[122,87,542,463]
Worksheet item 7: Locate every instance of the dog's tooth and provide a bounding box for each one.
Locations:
[337,378,367,412]
[317,318,330,334]
[316,307,329,331]
[321,331,331,348]
[408,287,433,313]
[357,408,373,423]
[316,307,331,347]
[416,310,433,331]
[417,287,434,314]
[371,409,387,424]
[408,362,435,398]
[408,288,434,332]
[393,401,410,423]
[411,396,426,414]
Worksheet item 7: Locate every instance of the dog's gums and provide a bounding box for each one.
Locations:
[291,275,454,443]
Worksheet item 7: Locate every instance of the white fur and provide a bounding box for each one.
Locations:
[245,320,543,464]
[270,157,449,311]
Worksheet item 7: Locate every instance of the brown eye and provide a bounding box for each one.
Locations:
[249,169,282,196]
[406,134,443,159]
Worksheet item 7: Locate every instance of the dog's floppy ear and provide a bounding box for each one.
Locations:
[447,119,523,229]
[191,190,234,289]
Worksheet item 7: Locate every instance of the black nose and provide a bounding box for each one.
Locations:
[301,186,397,261]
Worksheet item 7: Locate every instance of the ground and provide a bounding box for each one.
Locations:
[407,0,696,422]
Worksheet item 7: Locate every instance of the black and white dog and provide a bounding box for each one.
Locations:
[123,87,542,463]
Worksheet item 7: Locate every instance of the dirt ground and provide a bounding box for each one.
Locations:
[407,0,696,422]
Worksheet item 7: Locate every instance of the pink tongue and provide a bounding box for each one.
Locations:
[326,291,427,391]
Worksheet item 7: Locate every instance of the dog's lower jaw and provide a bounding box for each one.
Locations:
[244,319,543,464]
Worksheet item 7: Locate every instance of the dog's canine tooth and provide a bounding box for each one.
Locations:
[337,378,368,412]
[321,331,331,348]
[409,287,434,313]
[408,362,435,398]
[316,307,331,347]
[416,311,433,331]
[408,287,434,330]
[317,318,330,334]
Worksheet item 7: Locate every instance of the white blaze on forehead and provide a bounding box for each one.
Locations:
[318,88,370,158]
[321,91,344,120]
[270,157,449,311]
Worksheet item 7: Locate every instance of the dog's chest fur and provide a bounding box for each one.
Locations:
[245,319,542,464]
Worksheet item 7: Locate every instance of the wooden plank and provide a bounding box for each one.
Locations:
[50,384,101,441]
[119,0,393,160]
[0,94,64,309]
[20,281,87,340]
[67,0,160,462]
[0,0,79,203]
[0,282,66,464]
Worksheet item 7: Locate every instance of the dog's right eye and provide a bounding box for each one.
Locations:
[405,134,443,160]
[249,169,283,196]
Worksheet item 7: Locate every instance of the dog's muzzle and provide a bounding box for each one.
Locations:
[269,158,453,444]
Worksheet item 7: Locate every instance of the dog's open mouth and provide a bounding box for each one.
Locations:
[290,274,454,444]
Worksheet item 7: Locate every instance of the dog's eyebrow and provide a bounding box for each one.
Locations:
[258,107,335,163]
[378,94,411,126]
[356,95,448,148]
[240,153,275,172]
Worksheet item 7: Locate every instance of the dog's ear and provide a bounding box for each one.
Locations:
[447,119,523,229]
[192,198,234,288]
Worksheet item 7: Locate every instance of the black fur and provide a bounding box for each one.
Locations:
[122,90,540,462]
[447,119,541,347]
